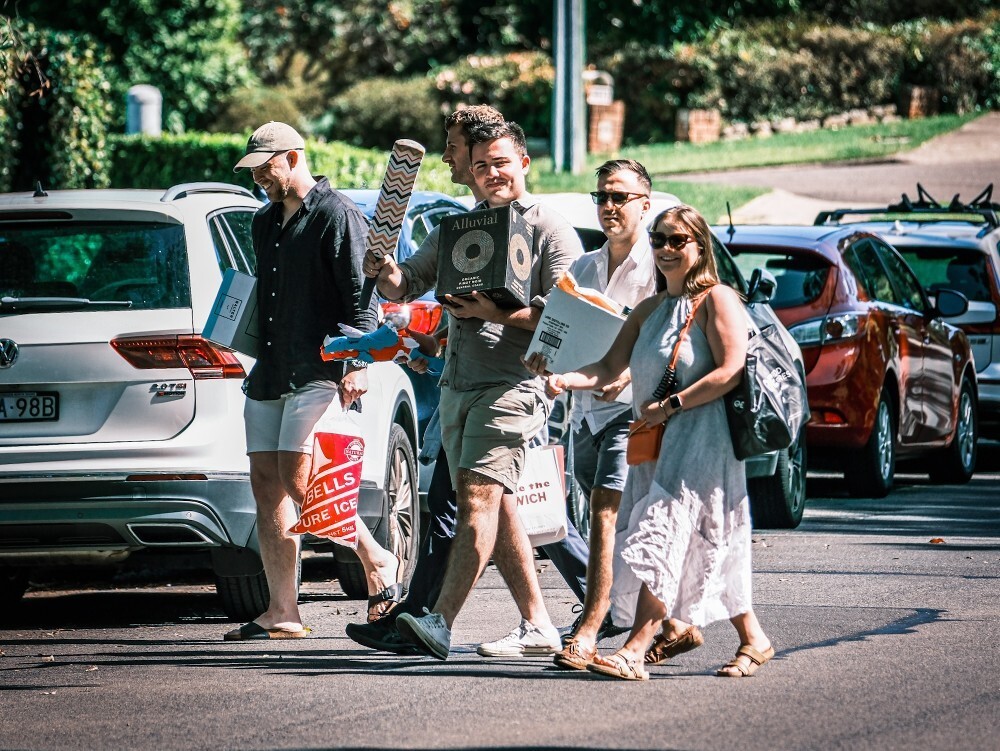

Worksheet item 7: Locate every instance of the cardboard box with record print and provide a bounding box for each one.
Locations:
[436,205,534,308]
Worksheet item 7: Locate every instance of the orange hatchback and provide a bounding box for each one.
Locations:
[717,224,978,497]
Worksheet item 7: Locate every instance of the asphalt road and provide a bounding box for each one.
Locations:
[2,442,999,751]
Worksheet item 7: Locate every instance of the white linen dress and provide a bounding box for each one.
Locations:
[608,293,754,628]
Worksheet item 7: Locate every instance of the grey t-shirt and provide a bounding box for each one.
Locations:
[398,193,583,393]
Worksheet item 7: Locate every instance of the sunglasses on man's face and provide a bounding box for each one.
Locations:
[589,191,648,207]
[648,231,695,250]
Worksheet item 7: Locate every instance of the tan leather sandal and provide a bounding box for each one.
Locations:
[716,644,775,677]
[644,625,705,665]
[552,639,597,671]
[586,652,649,681]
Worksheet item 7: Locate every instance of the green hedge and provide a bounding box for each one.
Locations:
[597,14,1000,143]
[108,132,457,194]
[318,76,445,152]
[321,15,999,150]
[902,16,1000,112]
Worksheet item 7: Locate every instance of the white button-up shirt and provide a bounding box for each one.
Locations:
[569,236,658,432]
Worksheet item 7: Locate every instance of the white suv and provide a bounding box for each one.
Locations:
[0,182,421,620]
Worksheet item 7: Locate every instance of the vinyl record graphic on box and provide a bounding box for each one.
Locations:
[509,233,532,281]
[452,229,495,274]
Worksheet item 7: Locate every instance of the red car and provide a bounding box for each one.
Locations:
[716,224,978,497]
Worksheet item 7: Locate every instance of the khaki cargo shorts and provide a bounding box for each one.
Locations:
[439,383,547,493]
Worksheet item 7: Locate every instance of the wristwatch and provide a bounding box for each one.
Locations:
[668,394,683,412]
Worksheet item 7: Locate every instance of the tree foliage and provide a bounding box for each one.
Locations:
[5,0,252,131]
[242,0,463,96]
[2,21,114,191]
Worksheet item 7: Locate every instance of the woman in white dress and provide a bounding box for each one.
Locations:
[531,205,774,680]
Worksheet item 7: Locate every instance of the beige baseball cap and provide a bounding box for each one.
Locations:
[233,121,305,172]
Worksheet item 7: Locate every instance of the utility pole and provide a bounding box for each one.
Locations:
[552,0,585,174]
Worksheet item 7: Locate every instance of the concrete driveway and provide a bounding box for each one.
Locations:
[673,112,1000,224]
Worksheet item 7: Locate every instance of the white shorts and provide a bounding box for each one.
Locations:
[244,380,341,454]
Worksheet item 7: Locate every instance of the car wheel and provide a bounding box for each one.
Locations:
[212,543,296,623]
[338,424,420,600]
[749,430,807,529]
[0,567,29,614]
[846,390,895,498]
[215,571,269,623]
[929,377,978,485]
[337,561,368,600]
[385,424,420,582]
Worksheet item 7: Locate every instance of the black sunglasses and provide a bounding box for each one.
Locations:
[648,231,695,250]
[589,191,648,207]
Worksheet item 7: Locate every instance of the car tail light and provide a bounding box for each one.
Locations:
[788,313,862,348]
[381,300,443,336]
[111,335,246,379]
[812,409,847,425]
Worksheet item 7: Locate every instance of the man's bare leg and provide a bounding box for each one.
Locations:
[431,469,504,627]
[355,523,404,620]
[566,486,621,648]
[248,450,306,630]
[491,492,555,630]
[253,450,400,627]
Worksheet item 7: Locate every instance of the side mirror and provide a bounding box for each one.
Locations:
[933,287,970,318]
[746,268,776,304]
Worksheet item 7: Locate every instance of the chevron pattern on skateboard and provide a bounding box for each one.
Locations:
[365,139,425,261]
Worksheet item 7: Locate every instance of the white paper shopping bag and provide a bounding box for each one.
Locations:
[514,444,568,547]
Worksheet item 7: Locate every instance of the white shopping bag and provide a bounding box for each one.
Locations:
[514,444,568,547]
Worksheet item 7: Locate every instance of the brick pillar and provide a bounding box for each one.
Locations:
[676,108,721,144]
[901,86,940,119]
[588,101,625,153]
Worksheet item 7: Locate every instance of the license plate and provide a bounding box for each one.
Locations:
[0,391,59,422]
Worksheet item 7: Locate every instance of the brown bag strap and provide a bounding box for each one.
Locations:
[652,287,714,400]
[668,288,712,369]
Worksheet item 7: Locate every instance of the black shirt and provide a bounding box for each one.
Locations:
[245,177,378,401]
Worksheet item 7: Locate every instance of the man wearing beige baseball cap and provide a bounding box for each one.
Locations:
[224,122,404,641]
[232,121,306,173]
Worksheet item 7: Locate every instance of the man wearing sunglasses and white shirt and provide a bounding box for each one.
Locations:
[528,160,705,670]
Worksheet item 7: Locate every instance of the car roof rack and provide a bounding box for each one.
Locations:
[161,183,256,202]
[815,183,999,229]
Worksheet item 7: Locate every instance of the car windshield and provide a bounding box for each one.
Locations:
[728,247,830,309]
[895,246,993,302]
[0,222,190,309]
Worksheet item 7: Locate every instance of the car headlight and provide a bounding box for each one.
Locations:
[789,313,861,347]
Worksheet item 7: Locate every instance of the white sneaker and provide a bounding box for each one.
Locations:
[477,619,562,657]
[396,609,451,661]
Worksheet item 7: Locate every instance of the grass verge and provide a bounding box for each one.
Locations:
[522,113,975,219]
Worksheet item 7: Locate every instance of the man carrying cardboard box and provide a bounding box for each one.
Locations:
[363,121,583,659]
[224,122,399,641]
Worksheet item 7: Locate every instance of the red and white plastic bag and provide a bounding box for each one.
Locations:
[289,431,365,548]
